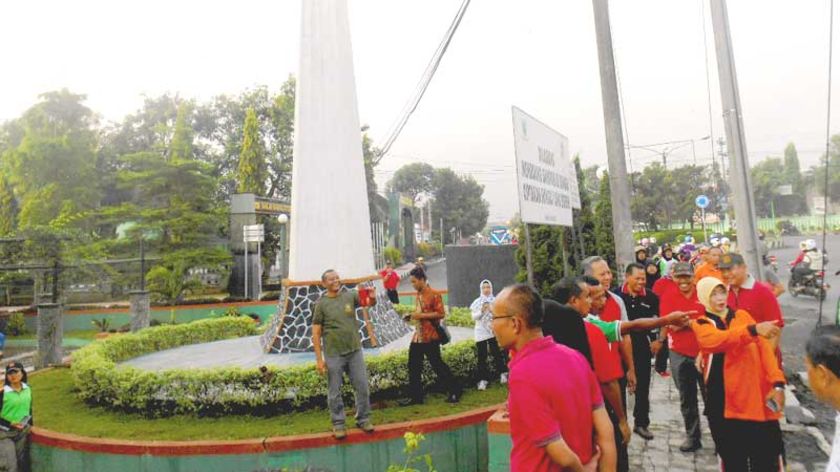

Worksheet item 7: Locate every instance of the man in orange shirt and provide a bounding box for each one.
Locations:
[694,246,723,284]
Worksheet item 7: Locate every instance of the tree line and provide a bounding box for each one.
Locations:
[0,81,387,300]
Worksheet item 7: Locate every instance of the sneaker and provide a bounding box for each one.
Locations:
[333,427,347,440]
[633,426,654,441]
[657,371,671,379]
[477,380,488,391]
[500,373,508,384]
[679,438,702,453]
[358,422,375,434]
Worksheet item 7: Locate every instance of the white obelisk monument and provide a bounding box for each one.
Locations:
[288,0,375,281]
[261,0,409,353]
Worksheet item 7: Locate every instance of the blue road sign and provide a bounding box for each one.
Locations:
[695,195,710,209]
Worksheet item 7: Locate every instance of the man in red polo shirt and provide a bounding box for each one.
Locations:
[654,262,705,452]
[379,261,401,304]
[719,253,785,351]
[493,284,616,472]
[582,256,637,394]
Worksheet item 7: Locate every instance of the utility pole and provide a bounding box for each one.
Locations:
[591,0,635,278]
[709,0,764,279]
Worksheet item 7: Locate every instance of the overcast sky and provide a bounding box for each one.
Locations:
[1,0,837,221]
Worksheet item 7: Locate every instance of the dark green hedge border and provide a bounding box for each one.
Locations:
[70,316,493,417]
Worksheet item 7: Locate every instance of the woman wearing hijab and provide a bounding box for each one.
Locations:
[691,277,786,471]
[644,260,661,290]
[470,280,508,390]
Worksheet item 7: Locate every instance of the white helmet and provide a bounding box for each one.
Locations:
[721,237,730,245]
[641,237,650,246]
[805,239,817,251]
[650,236,657,244]
[709,237,720,247]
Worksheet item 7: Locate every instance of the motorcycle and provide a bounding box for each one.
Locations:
[788,267,829,300]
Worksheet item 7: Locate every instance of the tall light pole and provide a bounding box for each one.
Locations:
[592,0,635,278]
[709,0,764,278]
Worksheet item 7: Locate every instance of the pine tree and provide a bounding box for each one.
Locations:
[0,176,16,235]
[593,172,617,270]
[237,108,268,195]
[169,103,193,162]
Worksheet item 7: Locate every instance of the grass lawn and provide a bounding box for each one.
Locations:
[9,330,100,341]
[29,368,507,441]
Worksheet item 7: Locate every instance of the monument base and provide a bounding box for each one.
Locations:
[260,275,412,353]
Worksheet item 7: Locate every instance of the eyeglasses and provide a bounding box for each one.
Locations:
[6,369,20,375]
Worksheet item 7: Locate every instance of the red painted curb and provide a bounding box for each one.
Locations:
[486,409,510,435]
[31,405,502,457]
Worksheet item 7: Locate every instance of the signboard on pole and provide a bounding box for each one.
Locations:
[243,224,265,243]
[511,107,577,227]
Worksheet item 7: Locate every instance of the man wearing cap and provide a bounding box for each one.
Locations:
[654,262,706,452]
[719,253,785,352]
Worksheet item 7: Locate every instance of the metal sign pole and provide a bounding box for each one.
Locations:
[523,223,534,286]
[244,228,249,301]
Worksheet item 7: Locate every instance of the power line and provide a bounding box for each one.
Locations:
[819,0,834,326]
[378,0,472,157]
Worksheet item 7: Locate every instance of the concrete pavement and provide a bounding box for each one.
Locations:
[627,371,827,471]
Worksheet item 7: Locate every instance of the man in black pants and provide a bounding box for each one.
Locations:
[618,262,660,441]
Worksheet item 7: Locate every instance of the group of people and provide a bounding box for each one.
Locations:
[492,250,796,471]
[310,244,840,472]
[312,265,460,440]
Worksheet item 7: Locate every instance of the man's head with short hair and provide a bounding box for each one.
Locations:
[408,266,427,291]
[582,256,613,290]
[625,262,646,293]
[491,284,544,350]
[707,246,723,266]
[805,325,840,410]
[321,269,341,292]
[582,276,606,313]
[550,277,591,316]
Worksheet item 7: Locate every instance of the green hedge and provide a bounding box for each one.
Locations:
[393,305,474,328]
[70,317,490,417]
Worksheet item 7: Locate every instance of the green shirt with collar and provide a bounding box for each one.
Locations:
[1,384,31,424]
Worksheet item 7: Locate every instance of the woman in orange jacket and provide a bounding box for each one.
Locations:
[691,276,786,471]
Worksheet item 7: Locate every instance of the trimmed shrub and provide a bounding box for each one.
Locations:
[6,312,26,336]
[416,242,441,258]
[383,246,403,265]
[70,316,488,417]
[392,305,474,328]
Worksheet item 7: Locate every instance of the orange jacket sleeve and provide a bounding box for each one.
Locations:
[690,318,755,353]
[757,337,786,384]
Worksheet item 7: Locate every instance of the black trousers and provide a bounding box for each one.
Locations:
[386,289,400,305]
[631,336,652,428]
[408,341,460,402]
[476,338,508,382]
[707,415,784,471]
[607,401,629,472]
[654,343,670,374]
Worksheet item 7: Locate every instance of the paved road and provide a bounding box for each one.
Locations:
[397,257,447,293]
[769,234,840,447]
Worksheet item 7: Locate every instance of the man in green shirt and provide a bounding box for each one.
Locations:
[312,269,377,439]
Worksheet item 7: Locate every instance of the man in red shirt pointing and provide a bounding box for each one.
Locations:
[493,284,616,472]
[719,253,785,352]
[654,262,705,452]
[379,261,401,304]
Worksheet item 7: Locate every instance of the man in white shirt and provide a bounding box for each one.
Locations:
[805,325,840,471]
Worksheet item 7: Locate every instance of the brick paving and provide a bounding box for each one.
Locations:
[626,372,818,471]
